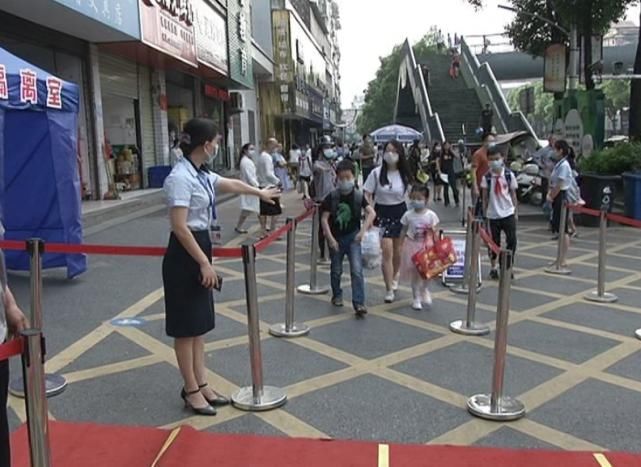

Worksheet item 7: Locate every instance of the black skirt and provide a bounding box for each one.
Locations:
[162,230,215,338]
[551,190,569,234]
[374,202,407,238]
[260,197,282,216]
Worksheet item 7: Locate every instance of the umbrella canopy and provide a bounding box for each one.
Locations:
[371,124,422,143]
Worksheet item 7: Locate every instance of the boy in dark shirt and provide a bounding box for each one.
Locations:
[321,160,376,318]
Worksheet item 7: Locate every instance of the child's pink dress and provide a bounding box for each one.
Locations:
[399,209,440,282]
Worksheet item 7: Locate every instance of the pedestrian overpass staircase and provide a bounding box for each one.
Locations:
[394,37,537,143]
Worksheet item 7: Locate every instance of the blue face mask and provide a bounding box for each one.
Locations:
[324,149,336,159]
[338,180,354,194]
[409,200,427,211]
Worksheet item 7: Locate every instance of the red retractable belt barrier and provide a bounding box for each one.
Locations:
[0,338,23,362]
[0,208,316,259]
[569,205,641,229]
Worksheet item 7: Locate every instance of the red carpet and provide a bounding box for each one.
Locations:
[10,421,641,466]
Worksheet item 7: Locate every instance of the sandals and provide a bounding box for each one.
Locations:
[198,383,230,407]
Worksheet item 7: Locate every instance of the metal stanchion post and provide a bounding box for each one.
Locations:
[450,220,490,336]
[297,207,329,295]
[270,218,310,338]
[10,239,67,398]
[461,182,467,227]
[21,329,52,467]
[545,202,571,275]
[468,250,525,421]
[585,209,618,303]
[451,212,473,294]
[232,244,287,411]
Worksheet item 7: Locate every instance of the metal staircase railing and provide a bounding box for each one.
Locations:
[394,39,445,142]
[460,37,537,139]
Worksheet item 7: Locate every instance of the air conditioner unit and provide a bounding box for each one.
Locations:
[230,92,244,113]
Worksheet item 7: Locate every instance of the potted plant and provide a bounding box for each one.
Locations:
[578,142,641,225]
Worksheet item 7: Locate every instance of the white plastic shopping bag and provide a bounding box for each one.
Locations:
[361,227,382,269]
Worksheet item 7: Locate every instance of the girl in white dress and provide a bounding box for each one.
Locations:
[235,143,261,234]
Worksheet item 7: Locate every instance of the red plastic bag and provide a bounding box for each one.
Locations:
[411,236,457,280]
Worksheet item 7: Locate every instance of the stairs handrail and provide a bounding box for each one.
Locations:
[394,39,445,142]
[460,37,537,140]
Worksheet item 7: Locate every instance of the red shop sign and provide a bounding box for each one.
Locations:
[204,84,230,101]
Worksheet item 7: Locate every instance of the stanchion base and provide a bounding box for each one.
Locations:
[231,385,287,412]
[544,266,572,276]
[297,284,329,295]
[449,320,491,336]
[635,328,641,340]
[9,373,67,398]
[584,291,618,303]
[467,394,526,421]
[269,322,310,338]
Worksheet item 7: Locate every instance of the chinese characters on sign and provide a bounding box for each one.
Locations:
[273,12,292,83]
[193,0,228,74]
[20,69,38,105]
[0,65,7,100]
[53,0,140,38]
[236,0,248,76]
[139,0,198,67]
[544,44,567,94]
[46,77,64,109]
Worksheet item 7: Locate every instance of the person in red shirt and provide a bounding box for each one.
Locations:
[471,133,495,215]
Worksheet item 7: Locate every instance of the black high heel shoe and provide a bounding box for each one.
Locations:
[181,388,217,416]
[199,383,230,407]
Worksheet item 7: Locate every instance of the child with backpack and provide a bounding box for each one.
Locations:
[481,145,518,279]
[321,160,376,318]
[399,185,440,310]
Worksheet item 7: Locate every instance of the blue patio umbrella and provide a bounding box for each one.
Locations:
[370,124,423,143]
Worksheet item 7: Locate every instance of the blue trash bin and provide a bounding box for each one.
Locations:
[623,172,641,220]
[148,166,172,188]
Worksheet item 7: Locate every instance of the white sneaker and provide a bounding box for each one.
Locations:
[384,290,395,303]
[423,291,433,307]
[412,299,423,310]
[392,279,399,291]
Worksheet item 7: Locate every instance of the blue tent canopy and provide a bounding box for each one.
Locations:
[371,124,423,143]
[0,46,86,278]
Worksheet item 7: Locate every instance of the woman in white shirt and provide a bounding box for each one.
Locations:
[235,143,260,234]
[163,118,278,416]
[364,140,412,303]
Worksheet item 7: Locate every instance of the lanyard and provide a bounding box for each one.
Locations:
[196,173,217,221]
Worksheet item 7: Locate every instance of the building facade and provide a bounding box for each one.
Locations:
[0,0,341,199]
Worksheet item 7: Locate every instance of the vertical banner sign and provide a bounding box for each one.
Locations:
[564,109,584,155]
[226,0,253,88]
[139,0,198,67]
[544,44,567,93]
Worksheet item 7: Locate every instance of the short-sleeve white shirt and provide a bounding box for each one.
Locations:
[480,169,518,219]
[401,209,440,240]
[163,157,221,231]
[363,167,408,205]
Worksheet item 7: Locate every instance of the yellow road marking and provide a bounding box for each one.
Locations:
[593,453,613,467]
[378,443,389,467]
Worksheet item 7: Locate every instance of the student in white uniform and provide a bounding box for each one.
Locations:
[364,139,412,303]
[163,119,278,416]
[235,143,260,234]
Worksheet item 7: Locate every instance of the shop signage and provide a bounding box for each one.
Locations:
[226,0,253,88]
[544,44,567,93]
[53,0,141,38]
[193,0,228,75]
[273,11,292,82]
[139,0,198,67]
[204,84,230,101]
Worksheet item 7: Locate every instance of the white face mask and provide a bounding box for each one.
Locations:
[204,143,218,163]
[248,149,257,158]
[384,152,399,165]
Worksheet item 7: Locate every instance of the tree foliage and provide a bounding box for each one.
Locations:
[468,0,633,89]
[357,30,440,135]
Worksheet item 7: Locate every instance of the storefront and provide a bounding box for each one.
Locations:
[99,53,155,191]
